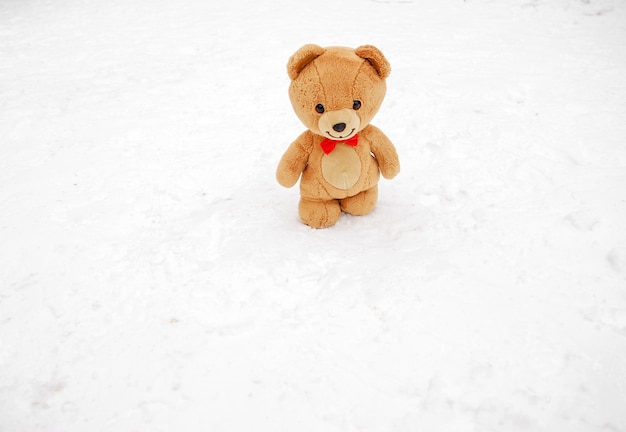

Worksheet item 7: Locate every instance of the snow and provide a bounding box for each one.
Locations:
[1,0,626,430]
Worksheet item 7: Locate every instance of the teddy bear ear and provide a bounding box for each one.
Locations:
[287,44,326,80]
[355,45,391,79]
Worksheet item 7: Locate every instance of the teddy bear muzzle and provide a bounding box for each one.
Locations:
[318,109,360,140]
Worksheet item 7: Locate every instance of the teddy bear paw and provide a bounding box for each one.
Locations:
[340,186,378,216]
[298,198,341,228]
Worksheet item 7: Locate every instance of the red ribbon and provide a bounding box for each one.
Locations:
[320,134,359,155]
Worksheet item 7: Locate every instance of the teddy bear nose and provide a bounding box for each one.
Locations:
[332,123,347,133]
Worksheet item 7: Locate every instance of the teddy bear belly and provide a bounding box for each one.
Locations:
[321,144,362,190]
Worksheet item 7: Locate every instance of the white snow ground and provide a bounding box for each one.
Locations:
[1,0,626,430]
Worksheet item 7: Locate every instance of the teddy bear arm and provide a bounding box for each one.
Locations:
[276,133,313,188]
[368,127,400,179]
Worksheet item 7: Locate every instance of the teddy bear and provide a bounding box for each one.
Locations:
[276,44,400,228]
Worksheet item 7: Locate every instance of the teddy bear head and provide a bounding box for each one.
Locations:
[287,44,390,141]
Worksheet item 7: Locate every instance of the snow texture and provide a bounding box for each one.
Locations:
[1,0,626,431]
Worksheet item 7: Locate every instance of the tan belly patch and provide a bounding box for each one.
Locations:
[321,144,362,190]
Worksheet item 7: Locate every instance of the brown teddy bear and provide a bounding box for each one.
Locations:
[276,44,400,228]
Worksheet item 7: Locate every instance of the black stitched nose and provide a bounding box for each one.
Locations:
[332,123,346,133]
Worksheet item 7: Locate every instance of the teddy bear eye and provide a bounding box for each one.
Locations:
[315,104,325,114]
[353,100,362,110]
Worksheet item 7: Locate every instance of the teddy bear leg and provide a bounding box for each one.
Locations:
[340,185,378,216]
[299,197,341,228]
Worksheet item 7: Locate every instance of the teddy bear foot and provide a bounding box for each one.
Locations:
[299,198,341,228]
[340,186,378,216]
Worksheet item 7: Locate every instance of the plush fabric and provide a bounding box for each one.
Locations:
[277,44,400,228]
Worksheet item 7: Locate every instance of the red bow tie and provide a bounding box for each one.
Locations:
[320,134,359,154]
